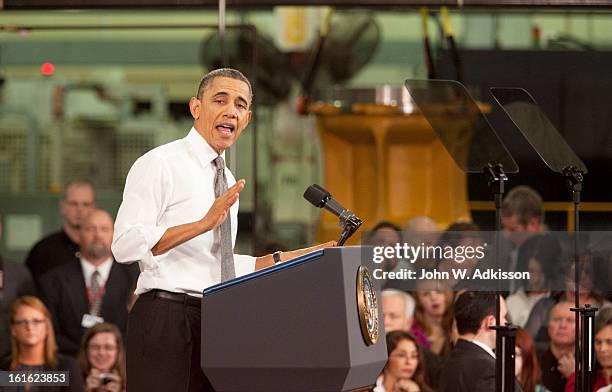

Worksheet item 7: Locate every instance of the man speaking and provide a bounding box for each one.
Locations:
[112,68,333,392]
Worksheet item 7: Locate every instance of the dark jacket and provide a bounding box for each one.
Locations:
[0,353,85,392]
[25,230,79,283]
[439,338,523,392]
[38,258,137,356]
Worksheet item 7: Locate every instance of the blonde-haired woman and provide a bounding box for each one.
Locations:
[1,296,84,391]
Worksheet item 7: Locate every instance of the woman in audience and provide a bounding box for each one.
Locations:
[515,328,551,392]
[565,307,612,391]
[1,295,84,391]
[78,322,126,392]
[507,234,560,327]
[374,331,432,392]
[411,280,453,356]
[526,256,612,351]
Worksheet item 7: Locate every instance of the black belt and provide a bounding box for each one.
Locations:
[144,289,201,307]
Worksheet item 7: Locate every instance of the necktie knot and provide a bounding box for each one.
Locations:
[212,156,225,174]
[91,270,100,288]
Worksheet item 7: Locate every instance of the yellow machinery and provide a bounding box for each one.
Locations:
[311,86,471,244]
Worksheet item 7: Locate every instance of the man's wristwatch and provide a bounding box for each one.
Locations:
[273,251,282,264]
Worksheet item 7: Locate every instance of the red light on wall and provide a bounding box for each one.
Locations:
[40,62,55,76]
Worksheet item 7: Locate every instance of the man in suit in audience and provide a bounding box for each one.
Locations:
[501,185,545,293]
[26,180,96,283]
[439,291,522,392]
[537,301,576,392]
[38,209,138,356]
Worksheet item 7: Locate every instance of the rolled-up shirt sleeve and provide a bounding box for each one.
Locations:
[112,153,171,265]
[233,253,256,277]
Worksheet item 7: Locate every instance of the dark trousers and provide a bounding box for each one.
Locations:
[126,291,215,392]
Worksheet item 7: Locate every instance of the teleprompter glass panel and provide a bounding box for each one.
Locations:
[404,79,518,174]
[490,87,587,174]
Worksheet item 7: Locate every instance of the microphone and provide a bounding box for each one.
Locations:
[303,184,362,245]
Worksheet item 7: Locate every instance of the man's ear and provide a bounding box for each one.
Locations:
[189,97,201,119]
[482,314,496,331]
[245,110,253,126]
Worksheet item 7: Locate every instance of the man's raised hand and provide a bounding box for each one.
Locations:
[200,179,245,232]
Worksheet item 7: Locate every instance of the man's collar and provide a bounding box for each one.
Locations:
[79,255,113,272]
[469,338,496,359]
[186,127,225,167]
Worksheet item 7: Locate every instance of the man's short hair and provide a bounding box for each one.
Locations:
[382,289,415,319]
[501,185,543,225]
[454,291,496,335]
[196,68,253,101]
[62,180,95,201]
[365,221,401,245]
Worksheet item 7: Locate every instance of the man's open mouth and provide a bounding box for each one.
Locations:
[216,123,235,135]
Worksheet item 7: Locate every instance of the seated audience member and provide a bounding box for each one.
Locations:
[382,289,442,389]
[402,217,438,248]
[507,234,560,327]
[526,258,611,351]
[564,307,612,391]
[515,328,551,392]
[374,331,433,392]
[384,217,438,292]
[382,289,416,333]
[501,185,544,244]
[435,222,482,291]
[26,180,96,283]
[1,296,84,391]
[438,291,522,392]
[537,301,575,392]
[78,323,126,392]
[501,185,545,293]
[562,256,611,311]
[412,280,453,356]
[367,222,402,289]
[1,214,36,360]
[369,222,402,249]
[402,216,440,268]
[38,209,138,355]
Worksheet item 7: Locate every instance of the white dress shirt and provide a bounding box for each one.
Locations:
[112,127,255,297]
[506,289,549,327]
[80,256,113,288]
[470,338,496,359]
[373,375,386,392]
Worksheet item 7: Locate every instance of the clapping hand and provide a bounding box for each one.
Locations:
[394,379,421,392]
[557,353,575,379]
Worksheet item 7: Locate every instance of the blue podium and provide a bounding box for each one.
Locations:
[201,246,387,392]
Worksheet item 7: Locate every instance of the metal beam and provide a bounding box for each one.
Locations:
[4,0,612,9]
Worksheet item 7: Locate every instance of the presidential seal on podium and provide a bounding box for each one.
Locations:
[357,265,379,345]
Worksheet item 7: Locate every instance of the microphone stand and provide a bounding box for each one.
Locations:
[564,166,596,392]
[338,215,363,246]
[485,163,517,392]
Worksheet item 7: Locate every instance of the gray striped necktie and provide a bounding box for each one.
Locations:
[90,269,102,316]
[212,156,236,282]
